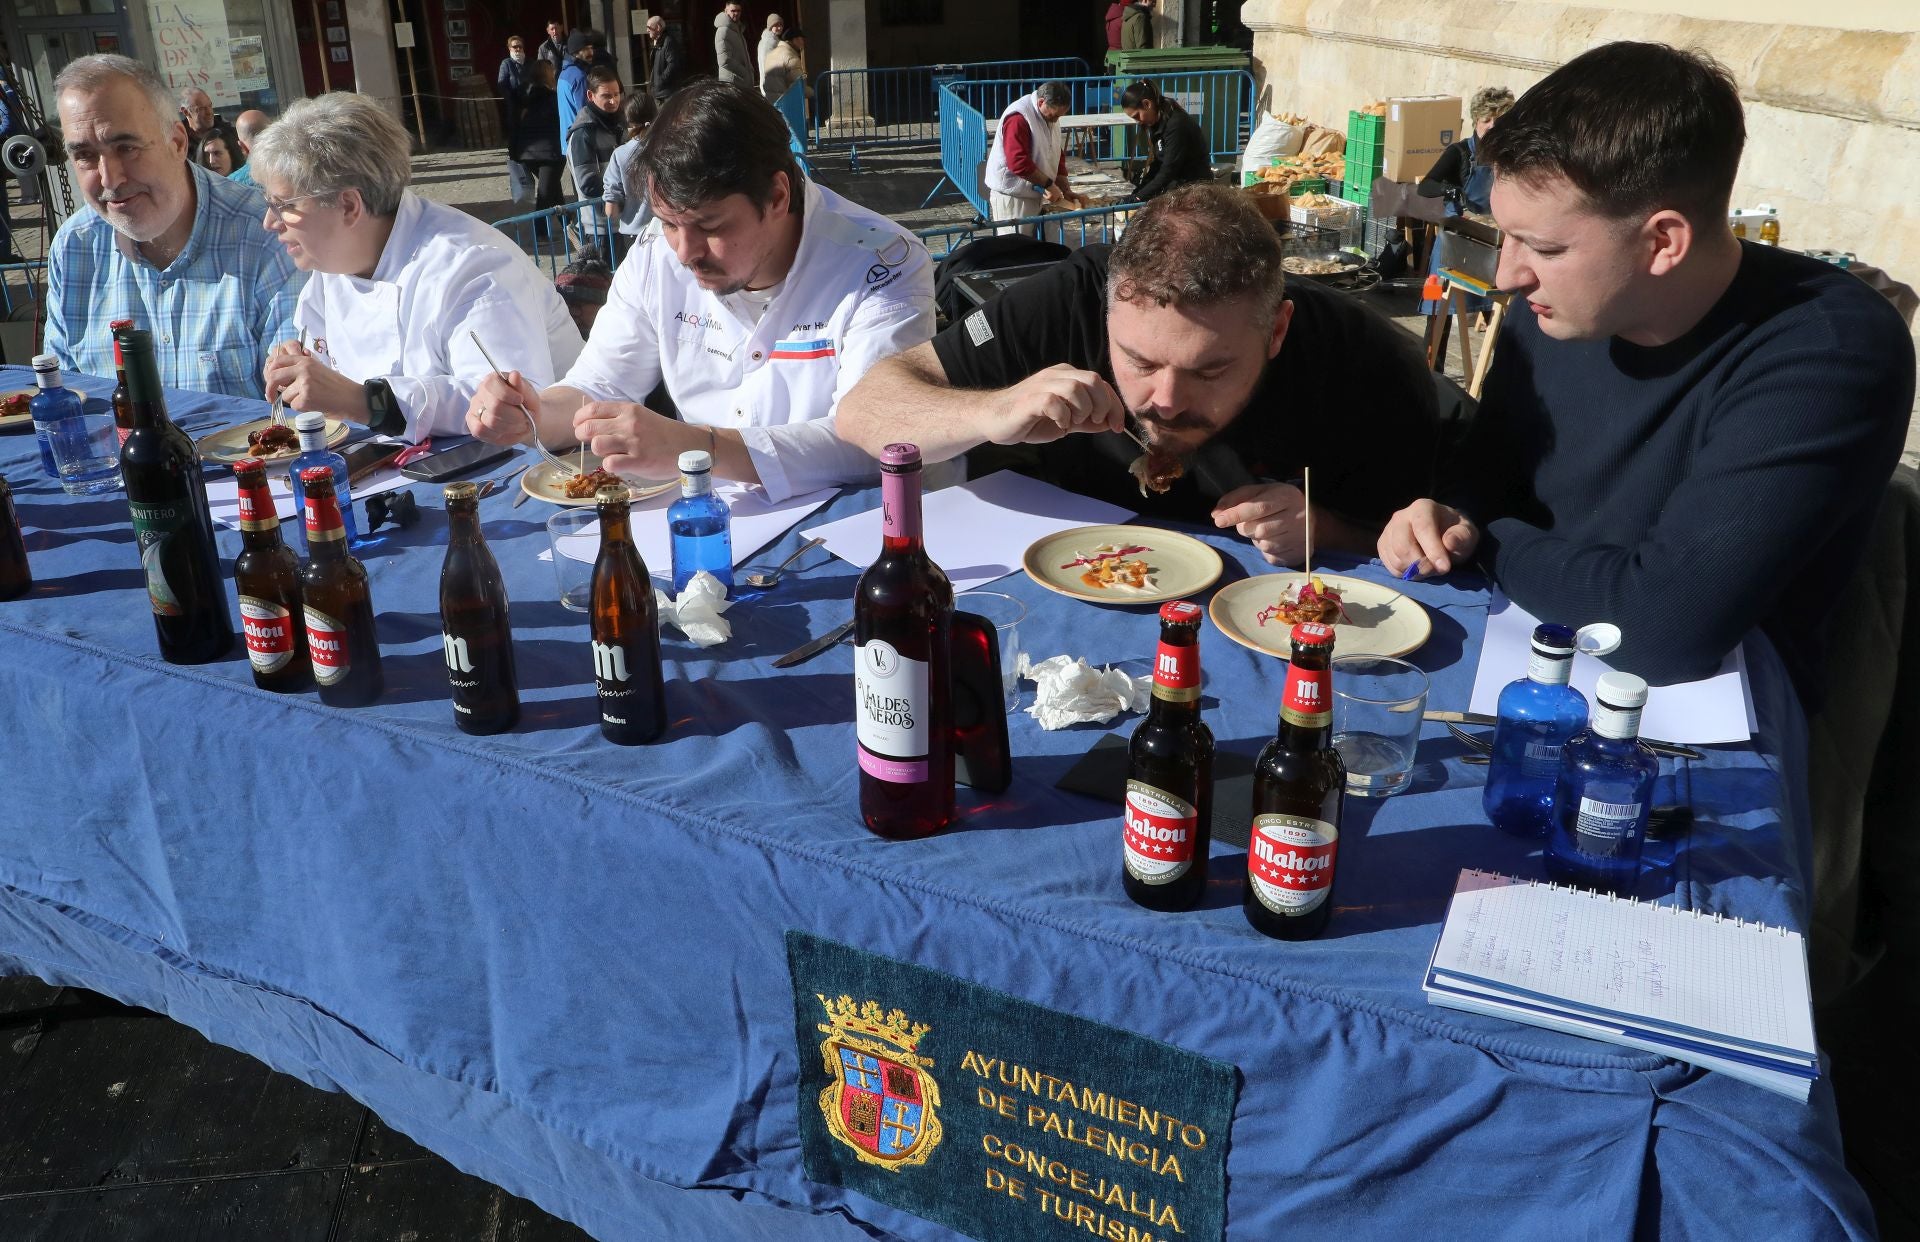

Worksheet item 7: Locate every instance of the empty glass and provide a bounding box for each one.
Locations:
[955,591,1026,712]
[49,398,121,496]
[1332,655,1429,797]
[546,508,600,612]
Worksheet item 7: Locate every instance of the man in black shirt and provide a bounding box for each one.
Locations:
[1378,43,1914,701]
[836,183,1437,566]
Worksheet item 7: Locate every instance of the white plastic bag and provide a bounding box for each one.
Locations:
[1238,112,1304,182]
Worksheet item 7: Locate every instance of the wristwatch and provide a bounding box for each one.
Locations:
[363,377,405,437]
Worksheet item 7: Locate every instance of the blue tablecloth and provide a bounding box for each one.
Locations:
[0,367,1871,1240]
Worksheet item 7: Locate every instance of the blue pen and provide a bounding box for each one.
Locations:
[1400,561,1420,582]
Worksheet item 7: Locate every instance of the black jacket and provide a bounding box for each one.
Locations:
[1130,99,1212,202]
[512,85,562,163]
[649,31,686,97]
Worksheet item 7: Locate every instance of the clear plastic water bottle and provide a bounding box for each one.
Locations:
[1546,671,1658,895]
[286,411,356,554]
[667,448,732,596]
[1483,623,1588,838]
[32,355,121,495]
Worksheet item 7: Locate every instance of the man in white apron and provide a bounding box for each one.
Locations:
[463,80,934,503]
[985,82,1073,236]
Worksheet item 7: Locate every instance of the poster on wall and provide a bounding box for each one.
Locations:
[327,26,348,43]
[447,19,468,37]
[448,41,471,62]
[330,46,350,63]
[149,0,241,108]
[230,35,269,92]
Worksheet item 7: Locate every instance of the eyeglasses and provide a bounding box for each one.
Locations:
[263,189,340,220]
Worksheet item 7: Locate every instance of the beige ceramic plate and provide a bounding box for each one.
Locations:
[0,389,34,431]
[1210,573,1432,660]
[521,452,677,507]
[1022,524,1223,606]
[199,416,348,462]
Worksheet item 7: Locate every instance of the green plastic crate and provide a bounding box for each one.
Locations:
[1347,109,1384,145]
[1344,109,1385,203]
[1286,178,1328,196]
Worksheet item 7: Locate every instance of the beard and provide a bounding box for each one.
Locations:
[96,185,171,244]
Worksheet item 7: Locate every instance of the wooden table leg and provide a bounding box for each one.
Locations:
[1425,300,1451,371]
[1452,290,1476,381]
[1467,294,1509,398]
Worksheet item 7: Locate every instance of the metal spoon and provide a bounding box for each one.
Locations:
[467,331,581,477]
[740,536,825,589]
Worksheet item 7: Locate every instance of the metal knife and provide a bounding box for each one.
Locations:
[774,618,854,668]
[1424,710,1705,760]
[510,486,531,509]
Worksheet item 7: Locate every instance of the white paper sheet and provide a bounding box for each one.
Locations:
[550,484,836,574]
[206,465,416,530]
[798,470,1135,595]
[1465,594,1757,745]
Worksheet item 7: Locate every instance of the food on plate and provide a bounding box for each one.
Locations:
[247,422,299,453]
[562,467,622,499]
[1256,575,1349,627]
[1127,449,1186,496]
[0,392,30,418]
[1283,256,1349,276]
[1061,543,1156,594]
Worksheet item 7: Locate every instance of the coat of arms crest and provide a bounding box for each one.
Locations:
[815,993,943,1170]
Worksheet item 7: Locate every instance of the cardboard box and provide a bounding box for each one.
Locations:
[1382,95,1461,182]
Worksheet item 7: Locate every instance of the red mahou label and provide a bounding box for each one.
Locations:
[239,597,295,673]
[1248,815,1338,914]
[1124,782,1196,883]
[305,606,350,685]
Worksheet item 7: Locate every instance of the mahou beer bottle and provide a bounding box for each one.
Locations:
[230,457,311,692]
[1244,622,1346,939]
[117,327,234,664]
[440,480,520,734]
[1124,602,1214,911]
[854,443,954,838]
[109,317,136,445]
[298,467,384,706]
[0,479,31,601]
[589,483,668,744]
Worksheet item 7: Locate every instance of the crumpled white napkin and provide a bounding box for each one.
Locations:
[1017,653,1152,730]
[653,571,734,647]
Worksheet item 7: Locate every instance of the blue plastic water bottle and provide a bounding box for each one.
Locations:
[27,355,66,480]
[1483,623,1588,837]
[1546,671,1658,895]
[286,410,357,554]
[667,448,732,596]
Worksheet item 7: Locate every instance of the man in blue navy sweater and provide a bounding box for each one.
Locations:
[1379,42,1914,705]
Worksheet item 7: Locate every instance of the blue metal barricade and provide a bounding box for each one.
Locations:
[0,261,46,325]
[773,80,816,179]
[491,203,622,276]
[810,56,1090,166]
[913,201,1140,260]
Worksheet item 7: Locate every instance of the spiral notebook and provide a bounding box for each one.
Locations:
[1424,870,1818,1101]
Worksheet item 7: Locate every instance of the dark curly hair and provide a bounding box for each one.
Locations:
[1107,182,1285,320]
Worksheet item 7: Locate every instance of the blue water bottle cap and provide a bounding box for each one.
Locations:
[1530,623,1576,654]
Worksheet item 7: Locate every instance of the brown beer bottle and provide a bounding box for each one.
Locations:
[0,478,31,601]
[109,317,136,446]
[1124,601,1214,911]
[298,467,384,707]
[854,443,954,838]
[117,326,234,664]
[589,483,667,744]
[1244,622,1346,939]
[231,458,311,692]
[440,481,520,735]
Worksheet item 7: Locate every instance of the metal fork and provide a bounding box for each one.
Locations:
[467,331,580,477]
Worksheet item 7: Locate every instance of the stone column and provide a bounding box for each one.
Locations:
[342,0,403,121]
[825,0,872,126]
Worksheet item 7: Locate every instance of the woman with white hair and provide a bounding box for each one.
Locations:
[252,92,583,442]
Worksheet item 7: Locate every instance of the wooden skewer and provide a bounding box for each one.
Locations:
[1304,465,1313,579]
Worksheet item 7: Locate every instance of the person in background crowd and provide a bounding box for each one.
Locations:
[835,183,1437,562]
[759,13,785,72]
[761,27,810,106]
[194,129,243,178]
[1120,79,1211,202]
[1121,0,1154,50]
[252,93,581,443]
[536,20,569,74]
[555,246,614,337]
[589,29,617,72]
[567,66,625,213]
[715,2,751,87]
[1379,42,1915,702]
[463,81,935,503]
[646,16,687,103]
[556,31,596,151]
[498,35,530,123]
[985,80,1073,234]
[229,108,269,187]
[602,93,657,261]
[1415,86,1514,316]
[1105,1,1127,51]
[177,86,236,152]
[513,59,567,224]
[44,55,302,398]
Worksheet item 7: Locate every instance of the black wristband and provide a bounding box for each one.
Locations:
[363,377,405,437]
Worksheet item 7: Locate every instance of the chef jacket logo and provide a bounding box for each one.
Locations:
[866,264,892,285]
[673,311,721,331]
[815,994,942,1170]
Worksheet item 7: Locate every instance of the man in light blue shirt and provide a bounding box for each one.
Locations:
[226,108,270,189]
[43,56,302,398]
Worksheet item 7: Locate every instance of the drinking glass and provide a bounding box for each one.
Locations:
[1332,655,1429,797]
[50,399,121,496]
[955,591,1026,712]
[547,508,600,612]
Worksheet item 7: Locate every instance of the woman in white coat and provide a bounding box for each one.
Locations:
[252,93,584,443]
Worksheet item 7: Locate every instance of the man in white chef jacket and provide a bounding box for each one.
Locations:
[463,79,935,503]
[253,92,582,442]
